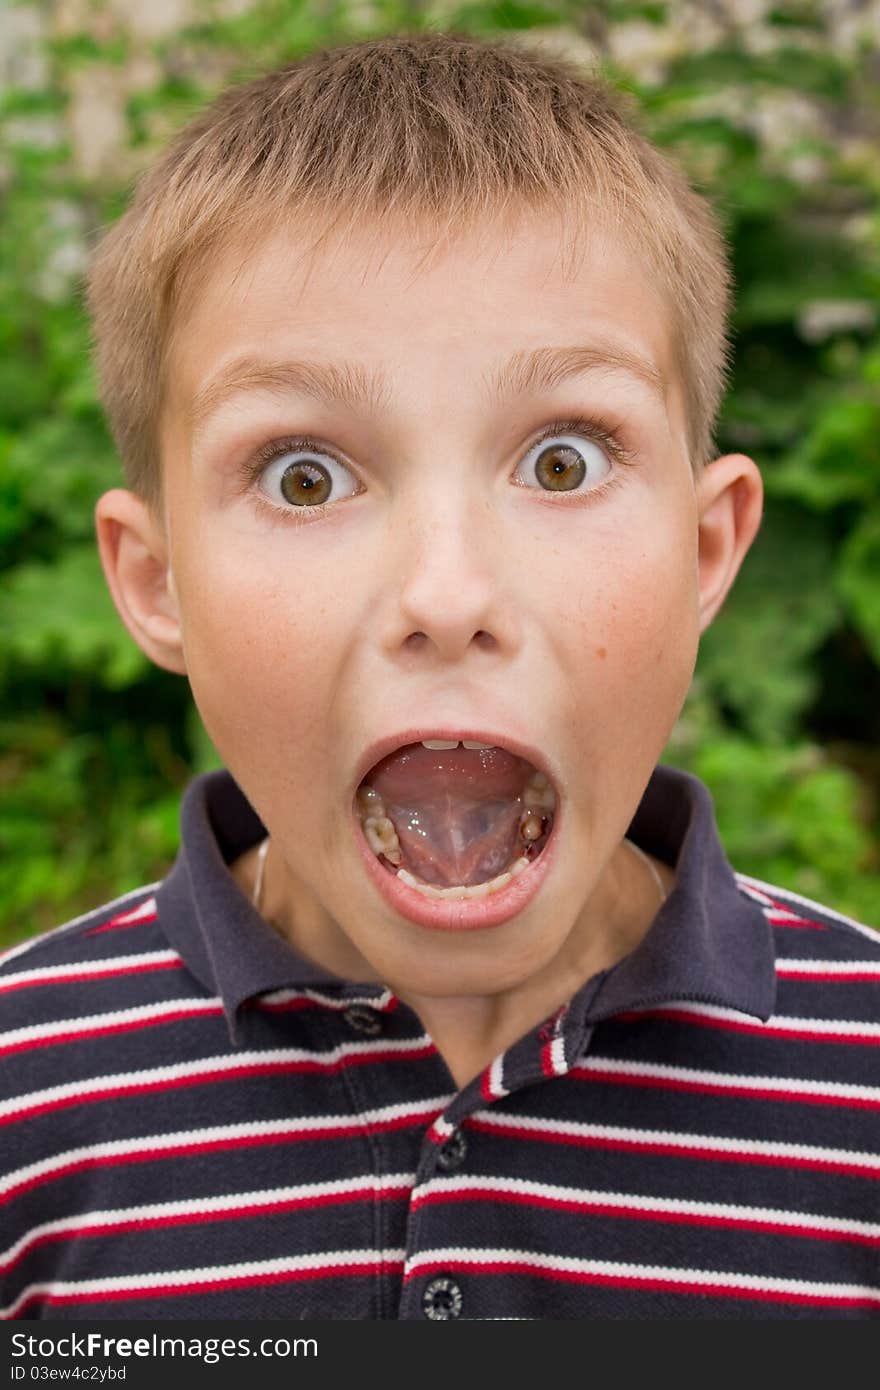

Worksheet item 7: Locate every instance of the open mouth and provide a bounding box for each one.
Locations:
[354,739,557,902]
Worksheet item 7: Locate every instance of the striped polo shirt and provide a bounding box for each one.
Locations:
[1,764,878,1321]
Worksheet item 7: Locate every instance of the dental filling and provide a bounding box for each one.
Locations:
[356,741,555,898]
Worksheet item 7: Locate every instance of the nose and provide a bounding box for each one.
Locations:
[383,485,518,663]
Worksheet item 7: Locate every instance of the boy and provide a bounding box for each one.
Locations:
[2,33,877,1322]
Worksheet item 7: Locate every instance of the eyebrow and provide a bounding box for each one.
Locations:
[188,336,666,436]
[189,358,391,434]
[488,341,666,405]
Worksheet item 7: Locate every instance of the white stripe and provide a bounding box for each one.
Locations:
[0,886,162,969]
[629,999,880,1038]
[260,985,396,1011]
[628,1000,757,1023]
[0,998,222,1052]
[413,1175,880,1241]
[575,1054,880,1102]
[777,959,880,978]
[736,873,879,941]
[1,1248,408,1319]
[470,1107,880,1173]
[104,897,158,927]
[735,880,775,907]
[0,1097,453,1197]
[549,1034,567,1073]
[0,1038,435,1122]
[487,1055,507,1099]
[404,1247,880,1301]
[0,1173,415,1272]
[0,949,180,993]
[429,1115,456,1141]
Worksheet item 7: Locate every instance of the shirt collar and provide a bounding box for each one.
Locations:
[587,766,776,1023]
[156,764,776,1039]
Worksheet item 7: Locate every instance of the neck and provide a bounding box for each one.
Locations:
[397,839,669,1087]
[237,834,672,1091]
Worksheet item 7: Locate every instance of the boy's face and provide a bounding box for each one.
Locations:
[99,210,760,999]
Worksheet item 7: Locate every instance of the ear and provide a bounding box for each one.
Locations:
[695,453,763,633]
[94,489,187,675]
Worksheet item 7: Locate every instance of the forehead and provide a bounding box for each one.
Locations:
[164,210,676,430]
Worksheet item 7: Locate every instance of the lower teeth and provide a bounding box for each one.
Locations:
[357,766,554,902]
[396,854,531,900]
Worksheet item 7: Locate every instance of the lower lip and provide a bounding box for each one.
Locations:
[350,804,561,932]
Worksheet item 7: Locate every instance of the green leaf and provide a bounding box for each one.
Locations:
[696,504,841,743]
[2,416,120,550]
[836,511,880,666]
[765,395,880,510]
[0,546,148,687]
[664,732,877,927]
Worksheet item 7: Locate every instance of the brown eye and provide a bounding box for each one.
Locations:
[280,459,332,506]
[257,445,359,511]
[534,444,586,492]
[518,432,611,494]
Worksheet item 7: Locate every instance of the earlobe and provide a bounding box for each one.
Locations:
[696,454,763,633]
[94,489,188,675]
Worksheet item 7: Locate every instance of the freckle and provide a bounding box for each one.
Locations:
[596,646,607,660]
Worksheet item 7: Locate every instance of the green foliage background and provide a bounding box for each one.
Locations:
[1,0,878,946]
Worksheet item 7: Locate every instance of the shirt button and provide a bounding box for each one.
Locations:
[437,1129,467,1171]
[422,1276,463,1321]
[342,1004,382,1036]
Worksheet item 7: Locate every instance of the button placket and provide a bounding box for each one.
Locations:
[436,1128,467,1171]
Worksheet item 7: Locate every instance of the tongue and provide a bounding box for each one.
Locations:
[365,743,535,888]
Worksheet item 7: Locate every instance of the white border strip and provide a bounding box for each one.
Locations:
[0,885,162,968]
[404,1246,880,1303]
[1,1173,415,1272]
[413,1175,880,1240]
[1,1248,408,1319]
[0,950,181,994]
[0,1038,436,1122]
[736,873,879,941]
[574,1054,880,1103]
[0,1096,452,1198]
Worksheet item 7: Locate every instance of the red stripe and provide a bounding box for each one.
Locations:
[0,1109,438,1205]
[768,917,826,932]
[540,1042,556,1077]
[1,1043,437,1129]
[413,1187,879,1246]
[11,1257,405,1317]
[427,1122,453,1146]
[2,1184,412,1277]
[480,1069,494,1102]
[569,1065,880,1109]
[614,1008,880,1046]
[0,1004,225,1059]
[256,997,316,1014]
[0,958,182,995]
[467,1117,879,1179]
[777,967,880,982]
[766,908,826,931]
[403,1258,879,1308]
[87,911,159,936]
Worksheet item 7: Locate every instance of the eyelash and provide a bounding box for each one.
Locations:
[238,414,637,524]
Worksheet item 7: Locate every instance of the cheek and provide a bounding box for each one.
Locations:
[561,519,700,749]
[171,535,344,784]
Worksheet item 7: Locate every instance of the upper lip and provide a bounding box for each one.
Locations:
[351,728,560,799]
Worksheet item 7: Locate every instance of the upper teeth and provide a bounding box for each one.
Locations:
[420,739,496,750]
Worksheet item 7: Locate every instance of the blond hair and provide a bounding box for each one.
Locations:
[86,31,733,511]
